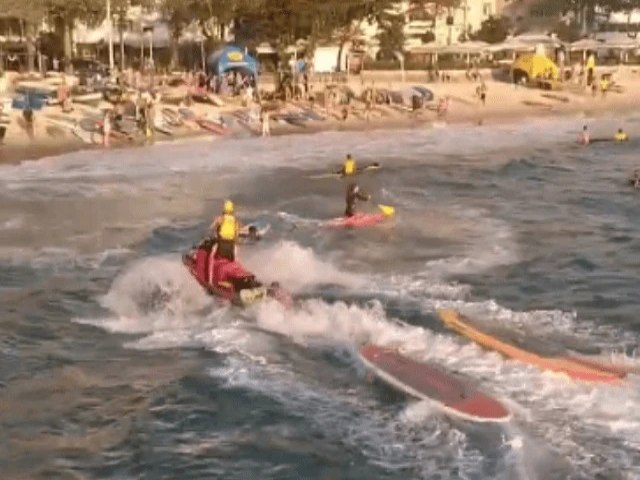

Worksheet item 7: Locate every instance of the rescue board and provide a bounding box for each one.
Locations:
[308,162,381,180]
[359,344,511,423]
[437,309,627,384]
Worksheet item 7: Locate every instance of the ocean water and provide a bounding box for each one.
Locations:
[1,116,639,480]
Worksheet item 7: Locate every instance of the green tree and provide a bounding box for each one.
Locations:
[45,0,107,61]
[159,0,267,67]
[159,0,195,69]
[471,15,511,44]
[376,7,405,60]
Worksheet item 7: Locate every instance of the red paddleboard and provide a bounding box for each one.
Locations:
[327,213,387,229]
[359,344,511,423]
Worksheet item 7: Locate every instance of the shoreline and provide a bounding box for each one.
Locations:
[1,78,638,165]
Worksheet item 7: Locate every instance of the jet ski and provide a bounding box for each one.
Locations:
[182,239,292,308]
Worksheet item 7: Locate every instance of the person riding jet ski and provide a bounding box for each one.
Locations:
[345,182,370,217]
[209,199,242,284]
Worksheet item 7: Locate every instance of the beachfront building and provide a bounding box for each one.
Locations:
[602,8,640,34]
[501,0,568,27]
[0,16,27,70]
[357,0,501,59]
[0,15,57,72]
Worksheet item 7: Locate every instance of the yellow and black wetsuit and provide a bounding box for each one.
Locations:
[212,214,239,261]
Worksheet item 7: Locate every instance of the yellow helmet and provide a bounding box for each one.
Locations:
[223,199,234,214]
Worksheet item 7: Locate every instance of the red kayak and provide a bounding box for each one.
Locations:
[327,205,395,229]
[359,344,510,422]
[182,240,292,308]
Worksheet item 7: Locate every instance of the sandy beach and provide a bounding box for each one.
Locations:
[1,66,639,164]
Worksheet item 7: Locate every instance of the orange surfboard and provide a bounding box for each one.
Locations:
[437,309,626,384]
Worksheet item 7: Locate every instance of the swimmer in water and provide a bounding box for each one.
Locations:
[578,125,590,145]
[614,128,629,142]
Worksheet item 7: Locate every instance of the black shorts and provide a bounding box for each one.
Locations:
[216,239,235,261]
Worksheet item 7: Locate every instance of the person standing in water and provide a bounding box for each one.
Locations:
[578,125,590,145]
[345,182,370,217]
[340,154,357,176]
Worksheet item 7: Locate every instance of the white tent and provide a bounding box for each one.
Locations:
[488,34,562,53]
[569,38,604,51]
[594,32,639,49]
[438,41,490,55]
[515,33,562,46]
[487,37,534,53]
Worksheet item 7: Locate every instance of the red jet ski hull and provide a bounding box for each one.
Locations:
[327,213,387,229]
[182,246,292,308]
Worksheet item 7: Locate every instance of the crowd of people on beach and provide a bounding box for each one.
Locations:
[1,46,638,193]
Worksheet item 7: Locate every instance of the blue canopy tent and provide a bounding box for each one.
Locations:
[207,45,258,78]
